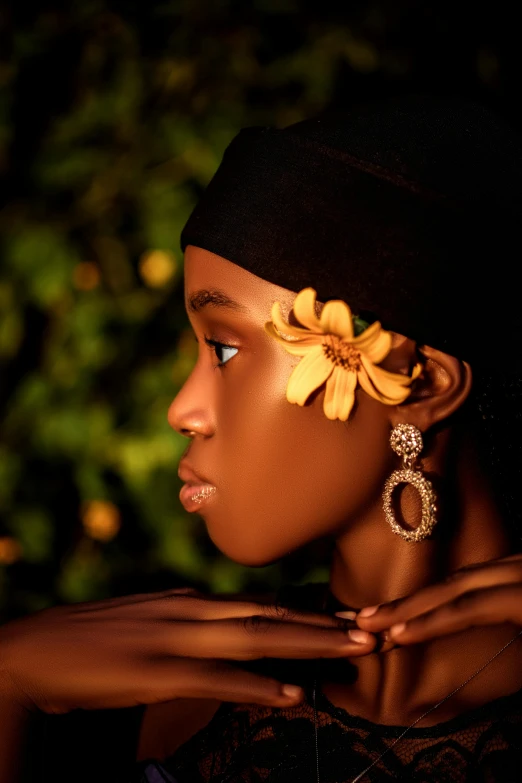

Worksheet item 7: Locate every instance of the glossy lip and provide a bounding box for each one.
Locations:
[178,460,216,512]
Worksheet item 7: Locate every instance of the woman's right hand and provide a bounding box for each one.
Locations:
[0,588,375,714]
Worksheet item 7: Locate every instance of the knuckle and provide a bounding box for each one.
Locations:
[453,590,478,612]
[443,571,472,591]
[241,615,273,636]
[263,603,297,622]
[443,571,474,596]
[380,598,401,613]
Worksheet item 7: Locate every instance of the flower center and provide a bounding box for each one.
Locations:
[322,335,362,371]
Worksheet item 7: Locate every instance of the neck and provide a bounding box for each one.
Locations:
[325,431,520,725]
[329,433,512,610]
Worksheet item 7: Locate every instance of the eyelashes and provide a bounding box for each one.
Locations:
[203,336,239,368]
[190,332,240,369]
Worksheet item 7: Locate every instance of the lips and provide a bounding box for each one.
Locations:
[178,460,212,486]
[178,460,217,512]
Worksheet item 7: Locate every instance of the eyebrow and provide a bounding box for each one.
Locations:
[186,288,248,314]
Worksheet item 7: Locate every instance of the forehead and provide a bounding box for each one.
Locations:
[183,245,298,319]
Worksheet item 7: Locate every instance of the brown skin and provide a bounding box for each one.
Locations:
[167,246,522,726]
[2,244,522,776]
[169,248,397,566]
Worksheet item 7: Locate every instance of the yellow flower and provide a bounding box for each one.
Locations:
[264,287,422,422]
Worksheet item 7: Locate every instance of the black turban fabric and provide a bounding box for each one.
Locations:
[181,96,522,370]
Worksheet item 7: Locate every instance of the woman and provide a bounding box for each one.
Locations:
[2,96,522,782]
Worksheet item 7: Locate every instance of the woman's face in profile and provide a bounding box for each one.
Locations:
[168,245,394,565]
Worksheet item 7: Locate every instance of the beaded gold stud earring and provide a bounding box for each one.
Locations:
[382,423,437,542]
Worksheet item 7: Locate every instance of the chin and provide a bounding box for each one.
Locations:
[218,545,279,568]
[206,528,283,568]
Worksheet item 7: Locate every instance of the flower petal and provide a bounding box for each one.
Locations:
[319,300,354,339]
[362,355,417,388]
[358,357,414,404]
[411,362,423,381]
[292,288,323,332]
[323,366,358,421]
[286,347,334,405]
[357,367,407,405]
[270,301,313,340]
[264,322,322,354]
[352,323,392,363]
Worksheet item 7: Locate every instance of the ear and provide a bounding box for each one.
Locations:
[389,344,473,434]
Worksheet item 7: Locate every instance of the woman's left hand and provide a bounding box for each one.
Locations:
[352,553,522,647]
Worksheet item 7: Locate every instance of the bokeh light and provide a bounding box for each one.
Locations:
[73,262,101,291]
[0,537,23,566]
[81,500,121,542]
[139,250,177,288]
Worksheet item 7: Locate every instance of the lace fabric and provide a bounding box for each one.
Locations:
[160,682,522,782]
[154,584,522,783]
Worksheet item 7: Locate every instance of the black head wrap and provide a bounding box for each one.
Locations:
[181,96,522,370]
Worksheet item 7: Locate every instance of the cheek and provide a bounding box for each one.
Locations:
[205,363,392,566]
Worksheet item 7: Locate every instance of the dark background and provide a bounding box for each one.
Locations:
[0,1,520,621]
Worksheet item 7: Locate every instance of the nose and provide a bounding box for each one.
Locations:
[168,366,215,439]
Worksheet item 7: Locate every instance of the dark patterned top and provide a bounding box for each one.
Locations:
[139,679,522,782]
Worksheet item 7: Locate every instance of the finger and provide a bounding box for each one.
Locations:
[355,558,522,631]
[137,658,307,708]
[73,592,350,631]
[162,617,376,659]
[70,588,203,614]
[477,553,522,565]
[385,583,522,645]
[155,595,348,628]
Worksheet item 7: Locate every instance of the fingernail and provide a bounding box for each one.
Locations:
[389,622,406,637]
[335,611,357,620]
[348,629,371,644]
[281,684,304,700]
[358,605,379,618]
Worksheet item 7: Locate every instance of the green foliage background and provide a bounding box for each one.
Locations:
[0,1,519,619]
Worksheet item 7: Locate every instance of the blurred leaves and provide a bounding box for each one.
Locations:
[0,0,517,618]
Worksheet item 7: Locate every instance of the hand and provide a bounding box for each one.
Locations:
[0,588,375,714]
[354,553,522,647]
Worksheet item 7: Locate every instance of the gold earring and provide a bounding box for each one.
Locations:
[382,424,437,542]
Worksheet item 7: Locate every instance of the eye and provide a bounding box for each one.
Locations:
[204,336,239,368]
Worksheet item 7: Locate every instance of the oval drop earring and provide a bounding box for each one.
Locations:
[382,423,437,542]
